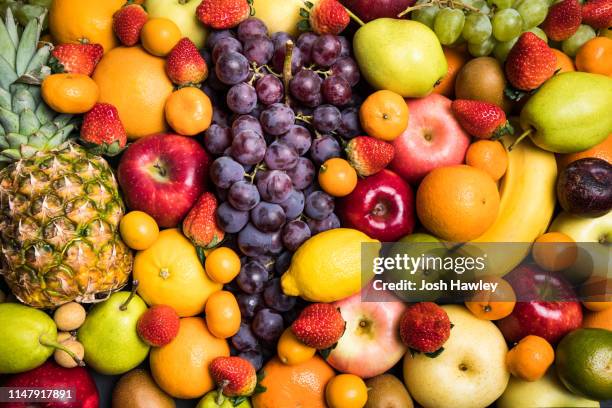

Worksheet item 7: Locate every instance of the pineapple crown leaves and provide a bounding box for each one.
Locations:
[0,8,76,163]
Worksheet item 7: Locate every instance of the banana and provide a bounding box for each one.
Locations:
[463,133,558,276]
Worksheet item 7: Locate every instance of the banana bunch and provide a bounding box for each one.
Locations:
[463,132,558,276]
[0,9,74,164]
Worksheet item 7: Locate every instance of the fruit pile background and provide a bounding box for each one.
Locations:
[0,0,611,407]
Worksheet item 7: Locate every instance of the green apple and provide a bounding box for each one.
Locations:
[196,391,252,408]
[497,369,599,408]
[549,210,611,284]
[353,18,447,98]
[144,0,207,48]
[520,72,612,153]
[78,291,150,375]
[252,0,319,36]
[403,305,509,408]
[0,303,79,374]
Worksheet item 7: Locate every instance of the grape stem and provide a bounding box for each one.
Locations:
[282,40,295,105]
[397,0,481,18]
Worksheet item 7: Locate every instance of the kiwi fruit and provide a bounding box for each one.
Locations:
[365,374,414,408]
[455,57,512,112]
[112,369,175,408]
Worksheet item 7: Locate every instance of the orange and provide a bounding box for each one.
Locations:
[93,46,173,139]
[416,165,500,242]
[204,247,241,284]
[433,46,469,97]
[41,73,99,114]
[119,211,159,251]
[531,232,578,272]
[506,335,554,382]
[150,317,229,399]
[465,140,508,181]
[204,290,241,339]
[557,134,612,169]
[359,90,409,141]
[318,158,358,197]
[325,374,368,408]
[165,87,213,136]
[277,328,316,365]
[49,0,124,52]
[576,37,612,76]
[583,302,612,312]
[141,18,182,57]
[252,356,334,408]
[465,276,516,320]
[582,307,612,330]
[133,229,222,317]
[551,48,575,74]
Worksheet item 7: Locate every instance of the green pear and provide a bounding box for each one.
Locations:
[78,290,149,375]
[519,72,612,153]
[0,303,81,374]
[353,18,447,98]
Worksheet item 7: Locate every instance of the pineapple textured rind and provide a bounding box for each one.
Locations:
[0,143,133,307]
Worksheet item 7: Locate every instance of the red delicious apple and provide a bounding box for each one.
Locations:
[390,93,470,184]
[1,361,99,408]
[118,133,210,228]
[328,289,407,378]
[338,169,415,241]
[497,264,583,344]
[341,0,415,22]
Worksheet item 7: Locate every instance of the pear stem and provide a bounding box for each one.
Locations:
[39,335,85,367]
[344,7,366,26]
[508,129,531,151]
[282,40,294,105]
[119,280,139,311]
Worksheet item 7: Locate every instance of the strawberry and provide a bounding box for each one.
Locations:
[136,305,180,347]
[299,0,350,35]
[345,136,394,176]
[399,302,451,354]
[182,192,225,248]
[49,43,103,76]
[291,303,345,349]
[209,356,257,399]
[451,100,514,140]
[196,0,251,30]
[80,103,127,156]
[582,0,612,29]
[505,32,557,91]
[166,38,208,86]
[113,4,148,46]
[541,0,582,41]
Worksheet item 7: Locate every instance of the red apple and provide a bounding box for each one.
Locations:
[497,264,583,345]
[327,289,407,378]
[1,361,99,408]
[340,0,415,23]
[118,133,210,228]
[390,93,470,184]
[338,169,415,241]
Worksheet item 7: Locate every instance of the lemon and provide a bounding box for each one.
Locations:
[281,228,380,302]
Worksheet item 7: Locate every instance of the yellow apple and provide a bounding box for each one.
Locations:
[403,305,509,408]
[252,0,320,36]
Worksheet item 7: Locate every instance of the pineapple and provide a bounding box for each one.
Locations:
[0,10,132,308]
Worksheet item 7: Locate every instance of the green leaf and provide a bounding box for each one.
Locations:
[297,20,311,32]
[0,87,11,110]
[0,55,18,90]
[304,1,314,8]
[299,8,310,17]
[35,100,54,124]
[319,347,332,360]
[424,347,445,358]
[503,85,531,102]
[15,18,38,76]
[0,16,16,68]
[196,246,206,266]
[12,87,36,114]
[25,44,50,75]
[19,108,39,135]
[232,396,247,406]
[0,106,19,134]
[5,8,19,49]
[6,132,27,148]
